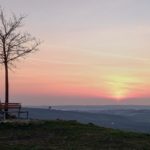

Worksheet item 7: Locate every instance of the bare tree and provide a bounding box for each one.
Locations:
[0,9,40,115]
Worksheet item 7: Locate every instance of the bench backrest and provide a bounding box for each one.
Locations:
[0,103,21,110]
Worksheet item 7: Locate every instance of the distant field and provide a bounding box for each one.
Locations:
[0,120,150,150]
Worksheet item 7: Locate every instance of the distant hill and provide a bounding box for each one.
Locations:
[22,107,150,133]
[0,120,150,150]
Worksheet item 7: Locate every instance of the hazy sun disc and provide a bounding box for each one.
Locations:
[105,75,140,100]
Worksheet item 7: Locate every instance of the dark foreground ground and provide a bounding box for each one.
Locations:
[0,120,150,150]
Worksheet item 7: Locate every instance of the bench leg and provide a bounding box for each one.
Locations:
[4,111,6,120]
[27,112,29,120]
[18,111,20,119]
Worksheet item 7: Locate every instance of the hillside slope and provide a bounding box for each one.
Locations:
[0,120,150,150]
[23,108,150,133]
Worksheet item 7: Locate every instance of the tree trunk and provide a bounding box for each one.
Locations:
[4,61,9,118]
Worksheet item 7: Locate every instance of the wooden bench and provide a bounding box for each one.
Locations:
[0,103,29,119]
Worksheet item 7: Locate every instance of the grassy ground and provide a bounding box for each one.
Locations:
[0,120,150,150]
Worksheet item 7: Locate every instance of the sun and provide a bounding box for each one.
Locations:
[106,75,139,100]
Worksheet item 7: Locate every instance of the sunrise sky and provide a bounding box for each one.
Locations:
[1,0,150,105]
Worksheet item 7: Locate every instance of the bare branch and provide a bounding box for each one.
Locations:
[5,16,24,38]
[0,8,40,67]
[7,41,40,62]
[0,10,7,35]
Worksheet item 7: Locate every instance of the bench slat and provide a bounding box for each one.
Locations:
[0,103,21,109]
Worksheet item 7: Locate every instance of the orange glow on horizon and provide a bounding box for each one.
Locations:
[105,75,141,100]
